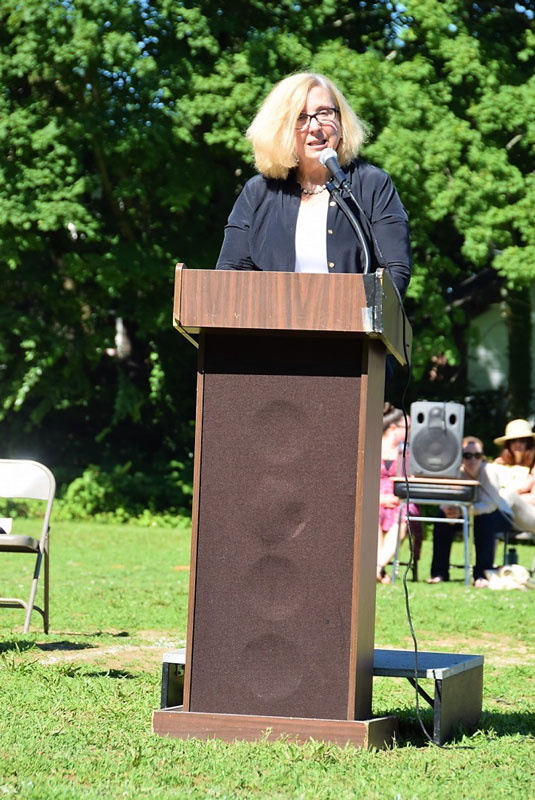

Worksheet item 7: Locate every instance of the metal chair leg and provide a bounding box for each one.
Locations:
[44,547,49,634]
[462,507,470,586]
[23,550,43,634]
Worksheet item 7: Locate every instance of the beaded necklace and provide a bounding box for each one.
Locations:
[299,183,327,195]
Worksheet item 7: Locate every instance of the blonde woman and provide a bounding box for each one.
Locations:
[216,72,411,294]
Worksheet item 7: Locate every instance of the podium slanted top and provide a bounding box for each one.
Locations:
[173,265,412,366]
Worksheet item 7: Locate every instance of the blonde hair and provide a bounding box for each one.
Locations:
[246,73,369,180]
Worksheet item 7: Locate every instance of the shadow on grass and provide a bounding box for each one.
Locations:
[0,639,97,654]
[0,640,39,654]
[36,640,96,652]
[479,710,535,737]
[393,710,436,747]
[53,630,130,638]
[389,708,535,748]
[0,631,131,654]
[61,666,137,680]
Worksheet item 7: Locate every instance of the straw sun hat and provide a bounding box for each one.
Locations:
[493,418,535,446]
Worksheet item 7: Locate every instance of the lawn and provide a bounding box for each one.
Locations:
[0,519,534,799]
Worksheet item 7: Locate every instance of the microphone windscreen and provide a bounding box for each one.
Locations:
[319,148,337,168]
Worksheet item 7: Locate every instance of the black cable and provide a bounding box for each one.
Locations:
[384,271,437,745]
[325,171,465,745]
[386,274,475,749]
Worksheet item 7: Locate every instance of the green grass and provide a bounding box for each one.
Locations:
[1,520,534,799]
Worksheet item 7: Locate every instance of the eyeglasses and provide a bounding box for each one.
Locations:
[462,452,483,460]
[296,107,339,130]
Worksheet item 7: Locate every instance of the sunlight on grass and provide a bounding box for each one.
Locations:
[0,521,533,799]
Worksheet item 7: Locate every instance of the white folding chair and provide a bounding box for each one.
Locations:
[0,459,55,633]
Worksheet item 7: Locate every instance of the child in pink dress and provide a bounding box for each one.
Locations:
[377,405,420,583]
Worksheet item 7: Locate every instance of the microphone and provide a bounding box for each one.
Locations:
[320,147,371,274]
[319,148,350,190]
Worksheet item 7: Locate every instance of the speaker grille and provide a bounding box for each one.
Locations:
[188,334,363,720]
[409,401,465,478]
[411,428,459,473]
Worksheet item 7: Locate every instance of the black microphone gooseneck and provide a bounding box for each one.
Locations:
[319,148,371,274]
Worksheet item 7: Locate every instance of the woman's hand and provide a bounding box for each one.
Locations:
[517,475,535,494]
[442,505,462,519]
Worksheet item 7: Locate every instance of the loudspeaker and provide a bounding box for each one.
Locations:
[409,401,464,478]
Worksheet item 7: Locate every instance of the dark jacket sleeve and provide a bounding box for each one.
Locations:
[216,179,262,270]
[364,167,412,297]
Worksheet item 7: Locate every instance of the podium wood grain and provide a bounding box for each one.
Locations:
[154,268,411,748]
[173,266,411,365]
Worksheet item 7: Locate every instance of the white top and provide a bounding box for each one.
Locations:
[440,462,535,534]
[294,196,329,273]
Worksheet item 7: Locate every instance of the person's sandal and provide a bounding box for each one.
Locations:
[377,566,391,585]
[426,576,444,584]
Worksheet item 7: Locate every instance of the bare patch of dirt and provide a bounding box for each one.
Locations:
[30,628,533,673]
[381,631,535,668]
[35,630,185,672]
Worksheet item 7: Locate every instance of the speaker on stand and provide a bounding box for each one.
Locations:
[409,402,465,478]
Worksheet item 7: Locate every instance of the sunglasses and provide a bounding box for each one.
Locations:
[462,452,483,460]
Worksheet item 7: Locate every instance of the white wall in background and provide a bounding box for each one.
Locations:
[467,303,508,392]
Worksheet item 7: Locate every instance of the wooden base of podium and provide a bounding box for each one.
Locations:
[152,707,398,750]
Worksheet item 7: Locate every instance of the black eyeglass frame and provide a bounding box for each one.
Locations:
[295,107,340,129]
[462,452,483,460]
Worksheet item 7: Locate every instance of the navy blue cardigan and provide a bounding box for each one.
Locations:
[216,159,412,297]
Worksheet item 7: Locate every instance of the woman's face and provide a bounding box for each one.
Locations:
[462,441,484,478]
[508,437,531,462]
[294,85,341,172]
[388,419,407,447]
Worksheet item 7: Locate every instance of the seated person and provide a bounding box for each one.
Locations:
[493,419,535,506]
[428,436,535,587]
[377,404,421,584]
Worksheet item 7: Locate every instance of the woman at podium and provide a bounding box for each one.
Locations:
[216,72,412,297]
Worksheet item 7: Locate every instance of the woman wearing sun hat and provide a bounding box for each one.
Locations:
[428,433,535,587]
[493,419,535,505]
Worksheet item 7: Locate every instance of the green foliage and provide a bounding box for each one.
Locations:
[55,461,192,521]
[1,0,535,485]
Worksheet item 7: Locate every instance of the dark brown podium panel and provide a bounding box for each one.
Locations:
[190,334,365,720]
[153,268,410,747]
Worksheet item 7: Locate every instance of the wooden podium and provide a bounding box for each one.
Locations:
[153,266,411,748]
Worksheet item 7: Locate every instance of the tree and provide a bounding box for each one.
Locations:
[371,0,535,390]
[1,0,534,503]
[0,0,403,497]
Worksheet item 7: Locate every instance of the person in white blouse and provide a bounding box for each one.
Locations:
[216,72,412,296]
[428,436,535,587]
